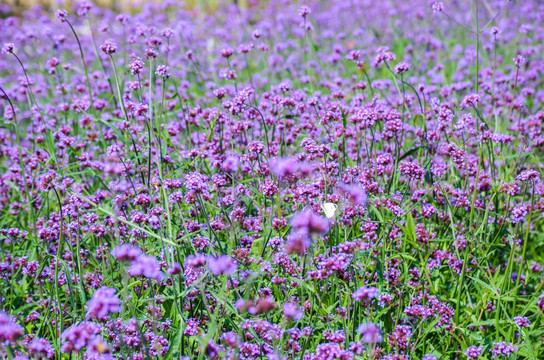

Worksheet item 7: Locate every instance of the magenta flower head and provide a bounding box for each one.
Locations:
[465,345,483,359]
[461,93,480,108]
[55,9,68,22]
[111,244,142,262]
[290,209,329,236]
[373,46,396,67]
[61,322,102,353]
[491,341,518,358]
[29,337,54,359]
[285,231,311,255]
[337,183,367,206]
[298,5,311,18]
[283,303,304,321]
[422,355,438,360]
[100,40,117,55]
[352,286,379,305]
[86,287,121,321]
[357,322,382,344]
[431,2,444,13]
[1,43,14,54]
[221,156,240,173]
[0,311,23,344]
[513,54,526,68]
[270,157,299,178]
[77,1,92,17]
[128,254,164,282]
[394,62,411,74]
[129,58,144,75]
[155,65,170,79]
[220,48,234,58]
[207,255,237,276]
[516,169,539,183]
[513,316,530,327]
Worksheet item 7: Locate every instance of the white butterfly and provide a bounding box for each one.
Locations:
[321,202,338,219]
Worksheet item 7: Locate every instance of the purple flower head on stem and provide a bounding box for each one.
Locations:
[129,58,144,75]
[357,322,382,344]
[128,254,164,282]
[61,322,103,353]
[298,6,311,18]
[29,337,54,358]
[207,255,237,276]
[1,43,14,54]
[77,1,92,17]
[100,40,117,55]
[155,65,170,79]
[221,156,239,173]
[465,345,483,359]
[431,2,444,13]
[352,286,379,305]
[516,170,539,183]
[283,303,304,321]
[513,54,526,68]
[271,157,299,178]
[394,62,411,74]
[0,311,23,344]
[86,287,121,321]
[337,183,367,206]
[291,209,329,237]
[111,244,142,262]
[513,316,530,327]
[55,9,68,22]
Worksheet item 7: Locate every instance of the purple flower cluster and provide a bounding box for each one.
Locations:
[0,0,543,358]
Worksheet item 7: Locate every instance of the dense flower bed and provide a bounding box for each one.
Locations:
[0,0,543,359]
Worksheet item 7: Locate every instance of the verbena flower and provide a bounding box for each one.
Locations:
[87,287,122,321]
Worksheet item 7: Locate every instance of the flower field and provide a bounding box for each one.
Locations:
[0,0,543,359]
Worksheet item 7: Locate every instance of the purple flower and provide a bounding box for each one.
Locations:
[290,209,329,236]
[55,9,68,22]
[77,1,92,17]
[155,65,170,79]
[283,303,304,321]
[298,6,311,18]
[285,231,311,255]
[513,316,530,327]
[465,345,483,359]
[100,40,117,55]
[1,43,14,54]
[129,58,144,75]
[61,322,103,353]
[111,244,142,262]
[431,2,444,13]
[374,46,396,67]
[87,287,121,321]
[352,286,379,305]
[207,255,237,276]
[422,355,437,360]
[513,54,526,68]
[357,322,382,344]
[0,311,23,344]
[337,183,367,205]
[516,170,539,183]
[167,262,182,275]
[185,172,209,193]
[28,337,54,358]
[220,48,234,58]
[270,157,299,178]
[394,62,411,74]
[491,341,518,358]
[221,156,239,172]
[128,254,164,282]
[461,93,480,108]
